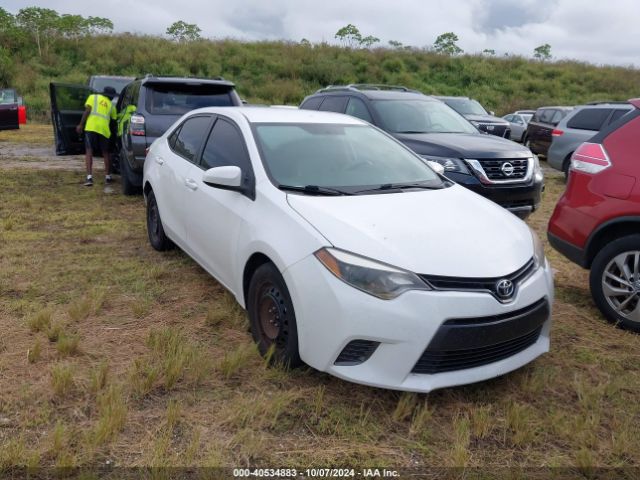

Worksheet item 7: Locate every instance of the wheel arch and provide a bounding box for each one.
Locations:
[585,217,640,267]
[242,252,276,307]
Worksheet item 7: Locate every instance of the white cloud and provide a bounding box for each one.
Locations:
[3,0,639,65]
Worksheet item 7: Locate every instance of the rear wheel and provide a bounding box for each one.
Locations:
[562,155,572,183]
[590,235,640,333]
[247,263,302,368]
[146,190,173,251]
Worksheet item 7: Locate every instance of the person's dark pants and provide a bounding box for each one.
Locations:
[84,131,109,154]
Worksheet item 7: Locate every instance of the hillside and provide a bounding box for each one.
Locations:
[2,34,640,121]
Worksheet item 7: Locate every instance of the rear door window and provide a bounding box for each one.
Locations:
[319,96,348,113]
[300,97,323,110]
[146,83,234,115]
[567,108,613,131]
[345,97,373,122]
[170,115,212,162]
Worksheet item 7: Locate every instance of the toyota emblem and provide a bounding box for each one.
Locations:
[501,162,515,176]
[496,279,515,299]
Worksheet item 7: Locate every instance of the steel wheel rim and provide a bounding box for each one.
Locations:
[602,250,640,323]
[258,284,285,342]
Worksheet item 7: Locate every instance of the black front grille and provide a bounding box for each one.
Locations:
[411,326,542,374]
[334,340,379,366]
[419,258,536,302]
[478,157,529,181]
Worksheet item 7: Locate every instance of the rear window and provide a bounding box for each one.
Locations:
[567,108,612,131]
[0,89,17,105]
[608,109,631,125]
[146,83,234,115]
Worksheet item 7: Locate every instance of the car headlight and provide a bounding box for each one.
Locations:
[529,227,546,269]
[315,248,430,300]
[533,155,544,182]
[420,155,470,174]
[470,120,480,127]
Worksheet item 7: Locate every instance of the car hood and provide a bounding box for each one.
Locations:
[464,114,510,125]
[394,132,530,159]
[287,184,533,277]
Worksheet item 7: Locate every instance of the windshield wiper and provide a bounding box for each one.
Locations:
[354,182,444,194]
[278,184,353,196]
[395,130,429,134]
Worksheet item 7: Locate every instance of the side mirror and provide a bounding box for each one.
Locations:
[427,161,445,175]
[202,166,243,190]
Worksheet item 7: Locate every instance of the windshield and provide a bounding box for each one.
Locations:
[253,123,444,192]
[371,100,477,134]
[146,83,234,115]
[521,114,533,123]
[91,77,133,95]
[443,98,488,116]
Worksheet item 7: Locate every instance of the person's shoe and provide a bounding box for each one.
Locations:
[84,177,93,187]
[105,175,113,185]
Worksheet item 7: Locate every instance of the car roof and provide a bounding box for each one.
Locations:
[536,106,574,110]
[138,76,235,87]
[574,103,632,110]
[190,106,367,125]
[433,95,471,100]
[515,110,535,114]
[313,89,431,101]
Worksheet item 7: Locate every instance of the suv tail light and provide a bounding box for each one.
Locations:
[551,129,564,136]
[570,142,611,174]
[130,114,146,136]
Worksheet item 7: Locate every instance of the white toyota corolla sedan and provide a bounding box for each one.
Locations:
[143,107,554,393]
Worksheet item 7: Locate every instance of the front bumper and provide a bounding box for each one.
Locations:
[446,171,544,218]
[283,255,554,393]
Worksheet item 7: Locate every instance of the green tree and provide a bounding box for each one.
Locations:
[166,20,201,42]
[334,24,361,48]
[433,32,463,56]
[360,35,380,48]
[300,38,311,46]
[483,48,496,55]
[57,14,85,39]
[533,43,552,61]
[388,40,403,49]
[84,16,114,35]
[16,7,59,56]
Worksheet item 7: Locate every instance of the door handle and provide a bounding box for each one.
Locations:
[185,178,198,191]
[155,156,164,165]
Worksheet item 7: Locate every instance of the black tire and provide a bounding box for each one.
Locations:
[146,190,173,251]
[247,263,302,368]
[562,155,572,183]
[121,156,139,196]
[590,234,640,333]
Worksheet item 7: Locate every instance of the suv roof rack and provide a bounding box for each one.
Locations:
[585,101,629,105]
[317,84,418,93]
[137,74,227,81]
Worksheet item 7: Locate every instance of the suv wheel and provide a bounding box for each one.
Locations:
[562,154,572,183]
[590,235,640,333]
[146,190,173,251]
[247,263,302,368]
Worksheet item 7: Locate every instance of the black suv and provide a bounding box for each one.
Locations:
[50,76,242,194]
[300,85,544,218]
[434,96,511,139]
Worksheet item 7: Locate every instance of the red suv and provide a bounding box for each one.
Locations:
[548,98,640,332]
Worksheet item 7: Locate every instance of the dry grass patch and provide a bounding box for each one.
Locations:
[1,167,640,469]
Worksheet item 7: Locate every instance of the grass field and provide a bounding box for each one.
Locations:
[0,125,638,471]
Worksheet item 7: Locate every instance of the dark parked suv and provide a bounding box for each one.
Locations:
[50,75,242,194]
[300,85,544,218]
[434,96,511,139]
[522,106,574,156]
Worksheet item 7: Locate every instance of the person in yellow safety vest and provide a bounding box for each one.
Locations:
[76,86,117,187]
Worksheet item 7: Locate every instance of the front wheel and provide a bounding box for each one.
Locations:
[247,263,302,368]
[146,190,173,251]
[590,235,640,333]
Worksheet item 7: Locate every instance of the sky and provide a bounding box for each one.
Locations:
[3,0,640,66]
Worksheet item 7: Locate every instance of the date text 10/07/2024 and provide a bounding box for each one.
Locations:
[233,468,400,478]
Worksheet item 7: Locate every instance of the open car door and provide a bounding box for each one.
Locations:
[0,88,20,131]
[50,82,93,155]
